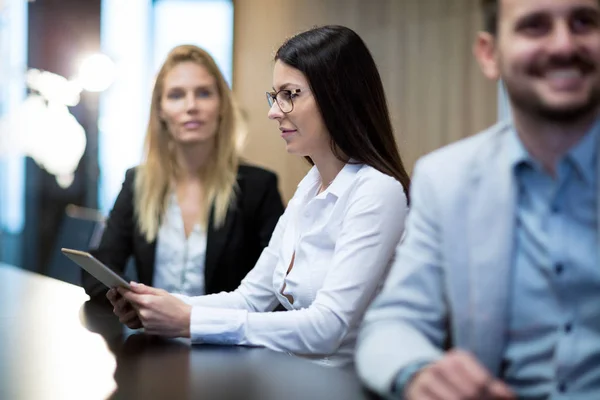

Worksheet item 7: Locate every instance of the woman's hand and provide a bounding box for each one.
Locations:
[106,288,143,329]
[117,282,192,338]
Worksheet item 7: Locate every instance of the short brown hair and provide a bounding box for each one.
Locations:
[481,0,498,34]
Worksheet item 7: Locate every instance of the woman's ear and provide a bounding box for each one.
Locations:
[473,32,500,81]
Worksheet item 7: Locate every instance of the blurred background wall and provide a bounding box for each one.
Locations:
[234,0,497,200]
[0,0,28,267]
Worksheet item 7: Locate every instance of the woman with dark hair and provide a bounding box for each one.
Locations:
[274,25,411,192]
[108,25,410,367]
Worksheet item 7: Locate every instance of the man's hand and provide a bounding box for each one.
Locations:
[406,349,516,400]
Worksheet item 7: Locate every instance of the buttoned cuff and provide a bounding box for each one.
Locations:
[392,360,432,399]
[189,306,247,345]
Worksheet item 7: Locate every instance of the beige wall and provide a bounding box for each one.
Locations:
[233,0,498,201]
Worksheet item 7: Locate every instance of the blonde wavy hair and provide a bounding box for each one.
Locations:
[135,44,246,242]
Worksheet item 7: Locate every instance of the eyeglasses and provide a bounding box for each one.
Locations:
[265,88,303,114]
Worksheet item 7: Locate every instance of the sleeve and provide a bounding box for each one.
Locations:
[83,168,136,302]
[391,360,432,399]
[186,176,408,356]
[355,160,447,397]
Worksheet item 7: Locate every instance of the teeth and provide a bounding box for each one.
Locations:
[547,69,582,80]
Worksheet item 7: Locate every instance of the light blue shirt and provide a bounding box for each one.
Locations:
[503,124,600,399]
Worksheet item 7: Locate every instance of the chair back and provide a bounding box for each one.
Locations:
[45,204,105,285]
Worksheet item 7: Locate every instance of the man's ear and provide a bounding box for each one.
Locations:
[473,31,500,81]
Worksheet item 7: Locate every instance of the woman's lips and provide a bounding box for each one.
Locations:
[281,129,297,138]
[183,121,203,129]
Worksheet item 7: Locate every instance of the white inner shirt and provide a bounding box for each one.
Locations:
[153,193,207,296]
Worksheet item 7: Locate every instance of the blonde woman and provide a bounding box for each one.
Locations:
[84,45,284,306]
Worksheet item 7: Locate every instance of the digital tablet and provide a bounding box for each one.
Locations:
[61,248,131,290]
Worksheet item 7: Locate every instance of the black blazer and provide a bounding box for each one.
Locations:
[83,164,284,302]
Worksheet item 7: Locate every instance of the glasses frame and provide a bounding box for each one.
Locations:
[265,88,303,114]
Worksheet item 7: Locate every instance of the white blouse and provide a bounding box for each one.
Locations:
[175,163,408,366]
[153,193,207,296]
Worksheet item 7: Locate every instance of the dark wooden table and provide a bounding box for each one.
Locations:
[0,263,372,400]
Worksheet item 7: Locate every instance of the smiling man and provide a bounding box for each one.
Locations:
[356,0,600,399]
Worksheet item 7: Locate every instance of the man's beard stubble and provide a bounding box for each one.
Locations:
[503,52,600,124]
[506,82,600,124]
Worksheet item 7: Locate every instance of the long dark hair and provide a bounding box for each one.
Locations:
[275,25,410,200]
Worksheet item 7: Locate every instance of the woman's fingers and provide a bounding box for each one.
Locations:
[119,308,138,324]
[106,288,119,304]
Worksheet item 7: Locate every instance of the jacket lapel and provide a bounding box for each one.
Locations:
[466,128,516,376]
[596,135,600,268]
[133,229,157,285]
[204,194,238,288]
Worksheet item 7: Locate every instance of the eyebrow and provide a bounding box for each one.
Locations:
[271,83,301,91]
[515,5,600,25]
[514,11,547,28]
[165,84,214,91]
[571,6,600,18]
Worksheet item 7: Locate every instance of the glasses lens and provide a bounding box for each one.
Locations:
[266,92,274,108]
[276,91,293,113]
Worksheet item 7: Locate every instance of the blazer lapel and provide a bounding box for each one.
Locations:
[466,129,517,376]
[596,136,600,267]
[133,229,157,285]
[204,201,236,288]
[596,134,600,266]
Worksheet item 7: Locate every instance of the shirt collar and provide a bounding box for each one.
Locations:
[506,125,531,173]
[326,162,363,198]
[566,119,599,185]
[507,119,600,184]
[296,165,321,191]
[296,161,364,199]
